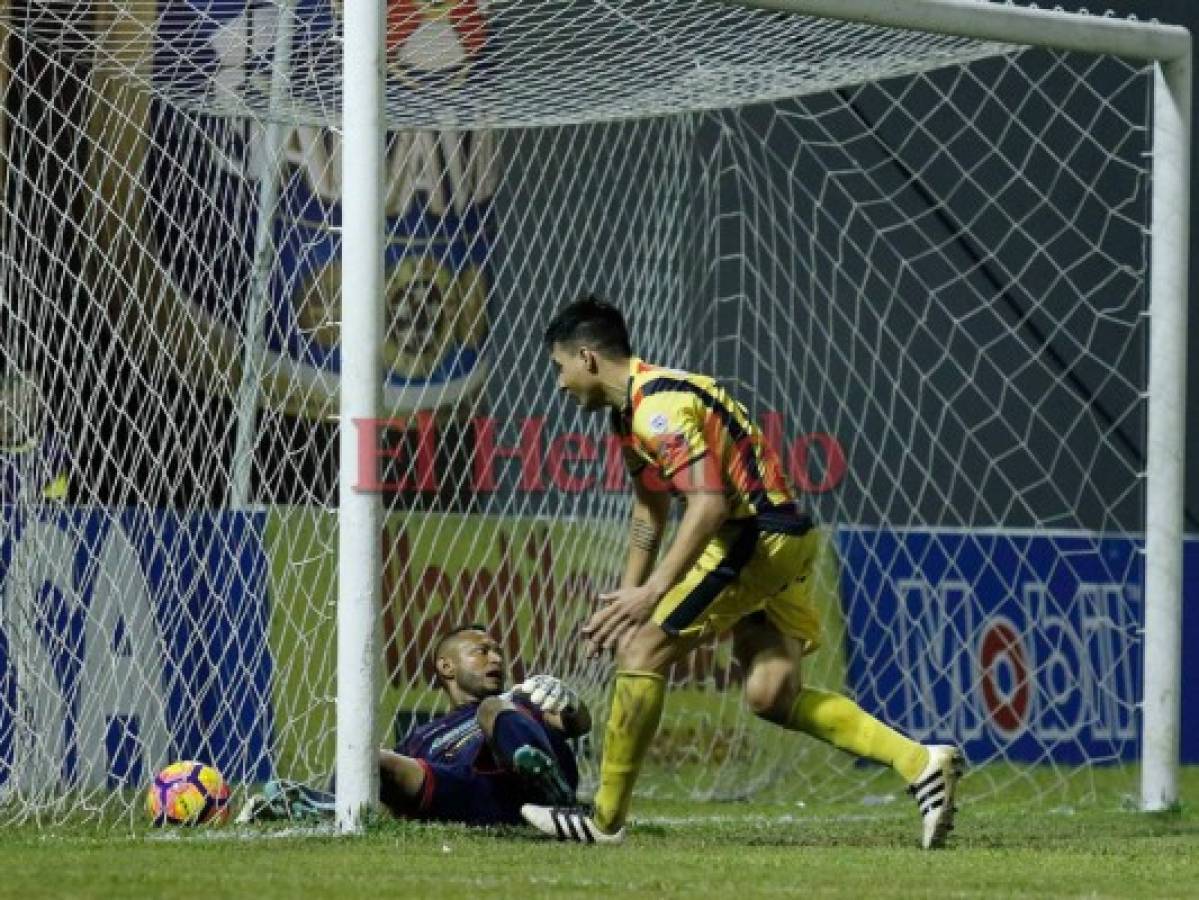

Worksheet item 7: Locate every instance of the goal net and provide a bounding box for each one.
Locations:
[0,0,1184,825]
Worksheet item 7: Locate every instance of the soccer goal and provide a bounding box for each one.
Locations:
[0,0,1187,830]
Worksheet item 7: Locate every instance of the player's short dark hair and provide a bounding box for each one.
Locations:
[435,623,489,660]
[543,295,632,358]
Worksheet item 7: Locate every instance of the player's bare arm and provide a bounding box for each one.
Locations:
[621,472,670,585]
[583,461,730,655]
[580,472,667,657]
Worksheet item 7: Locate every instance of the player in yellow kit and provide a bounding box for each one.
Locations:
[522,296,963,849]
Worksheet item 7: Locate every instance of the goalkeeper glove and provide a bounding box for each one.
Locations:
[514,674,579,715]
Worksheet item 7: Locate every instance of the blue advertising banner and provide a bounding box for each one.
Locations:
[839,528,1199,765]
[0,508,273,790]
[1184,537,1199,766]
[149,1,494,417]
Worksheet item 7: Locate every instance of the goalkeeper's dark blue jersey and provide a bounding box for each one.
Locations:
[398,701,492,766]
[397,696,578,786]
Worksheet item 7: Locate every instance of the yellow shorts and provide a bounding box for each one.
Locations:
[651,523,822,648]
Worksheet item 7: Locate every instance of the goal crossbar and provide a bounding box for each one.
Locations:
[730,0,1191,63]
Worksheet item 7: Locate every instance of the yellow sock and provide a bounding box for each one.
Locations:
[787,688,929,784]
[593,670,666,833]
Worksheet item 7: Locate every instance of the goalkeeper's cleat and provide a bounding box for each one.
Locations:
[521,804,625,845]
[234,792,276,824]
[265,778,337,821]
[909,744,964,849]
[237,779,336,823]
[512,745,576,806]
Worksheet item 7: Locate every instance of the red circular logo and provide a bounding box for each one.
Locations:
[979,620,1030,733]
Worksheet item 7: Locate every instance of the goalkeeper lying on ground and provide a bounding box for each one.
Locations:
[239,624,587,825]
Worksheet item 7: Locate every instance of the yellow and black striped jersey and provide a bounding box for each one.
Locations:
[609,358,803,523]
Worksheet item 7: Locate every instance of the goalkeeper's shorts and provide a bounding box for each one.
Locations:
[651,516,823,649]
[409,746,579,827]
[410,760,527,826]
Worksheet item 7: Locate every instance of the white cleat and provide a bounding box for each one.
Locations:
[234,793,272,824]
[521,804,626,844]
[908,745,964,849]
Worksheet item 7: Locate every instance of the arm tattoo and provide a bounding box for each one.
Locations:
[630,518,660,553]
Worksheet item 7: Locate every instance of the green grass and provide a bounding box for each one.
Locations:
[3,769,1198,898]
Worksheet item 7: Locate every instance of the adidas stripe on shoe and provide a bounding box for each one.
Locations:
[520,804,625,845]
[908,744,964,849]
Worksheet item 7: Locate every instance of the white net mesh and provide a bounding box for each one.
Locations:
[0,0,1166,825]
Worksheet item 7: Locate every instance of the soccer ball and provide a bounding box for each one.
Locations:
[146,761,231,827]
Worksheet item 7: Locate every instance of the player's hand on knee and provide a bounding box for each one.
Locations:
[581,605,623,657]
[585,620,637,659]
[583,586,656,657]
[514,674,578,715]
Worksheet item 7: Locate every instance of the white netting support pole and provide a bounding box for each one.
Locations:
[1141,49,1191,813]
[230,0,296,508]
[337,0,384,832]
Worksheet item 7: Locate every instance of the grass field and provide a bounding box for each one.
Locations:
[2,769,1197,899]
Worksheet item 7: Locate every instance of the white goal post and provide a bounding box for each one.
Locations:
[336,0,1189,829]
[732,0,1192,817]
[338,0,385,834]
